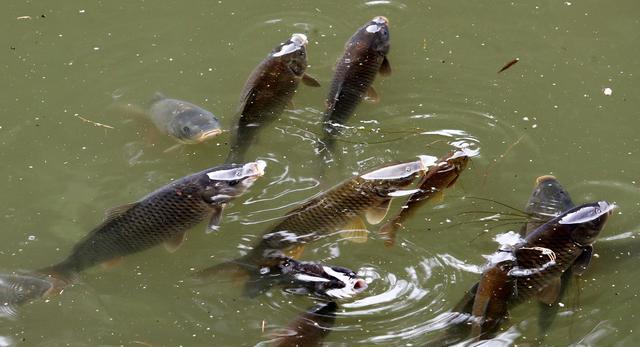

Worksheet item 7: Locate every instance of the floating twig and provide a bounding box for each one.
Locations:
[498,58,519,73]
[73,113,114,129]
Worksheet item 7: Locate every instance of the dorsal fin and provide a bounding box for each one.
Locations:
[104,202,138,223]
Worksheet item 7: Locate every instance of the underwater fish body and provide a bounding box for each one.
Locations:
[0,161,266,317]
[320,16,391,154]
[379,149,472,245]
[148,95,222,144]
[271,301,337,347]
[227,33,320,163]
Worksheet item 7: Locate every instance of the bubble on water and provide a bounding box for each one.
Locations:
[27,235,36,241]
[603,87,613,96]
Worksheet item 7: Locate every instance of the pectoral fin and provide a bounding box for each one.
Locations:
[206,205,224,234]
[364,86,380,103]
[379,56,392,76]
[342,216,368,243]
[536,276,561,305]
[365,200,391,225]
[572,246,593,276]
[302,73,321,87]
[286,100,295,109]
[285,244,306,259]
[163,143,184,153]
[101,256,124,269]
[104,202,138,223]
[164,232,186,253]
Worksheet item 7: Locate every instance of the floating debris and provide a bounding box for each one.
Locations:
[73,113,114,129]
[498,58,519,73]
[603,87,613,96]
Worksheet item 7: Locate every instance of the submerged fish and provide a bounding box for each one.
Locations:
[196,156,436,298]
[148,94,222,144]
[0,160,266,316]
[379,149,472,246]
[271,301,337,347]
[319,16,391,156]
[227,33,320,163]
[443,200,614,342]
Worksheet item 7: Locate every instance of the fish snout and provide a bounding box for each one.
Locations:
[372,16,389,26]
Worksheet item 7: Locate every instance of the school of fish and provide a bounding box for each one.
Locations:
[0,15,621,347]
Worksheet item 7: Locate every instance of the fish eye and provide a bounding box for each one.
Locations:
[227,179,240,186]
[182,126,191,135]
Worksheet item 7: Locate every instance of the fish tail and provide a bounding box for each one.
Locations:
[0,264,75,319]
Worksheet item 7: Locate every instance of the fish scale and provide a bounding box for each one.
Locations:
[251,174,418,261]
[57,183,215,274]
[512,230,583,301]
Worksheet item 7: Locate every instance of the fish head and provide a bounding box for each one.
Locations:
[286,261,368,299]
[524,175,574,218]
[437,149,472,186]
[202,160,267,204]
[171,108,222,143]
[360,156,434,196]
[559,201,615,246]
[270,33,309,76]
[361,16,390,54]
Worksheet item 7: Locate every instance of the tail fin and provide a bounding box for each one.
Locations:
[0,263,77,319]
[0,272,57,319]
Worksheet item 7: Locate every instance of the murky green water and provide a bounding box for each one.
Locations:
[1,0,639,346]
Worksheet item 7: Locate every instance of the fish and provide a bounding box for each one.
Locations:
[379,149,472,246]
[319,16,391,157]
[443,201,614,342]
[240,255,367,299]
[148,94,222,144]
[226,33,320,163]
[271,301,337,347]
[0,160,266,317]
[519,175,576,336]
[196,155,436,298]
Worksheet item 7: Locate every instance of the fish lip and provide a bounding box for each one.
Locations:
[535,175,557,185]
[372,16,389,25]
[290,33,308,47]
[195,128,223,141]
[271,33,308,58]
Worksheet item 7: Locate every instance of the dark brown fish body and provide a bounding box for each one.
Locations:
[510,201,613,302]
[469,261,514,338]
[227,34,319,163]
[443,201,613,342]
[0,161,266,317]
[321,16,391,153]
[271,301,337,347]
[379,149,470,245]
[519,175,576,336]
